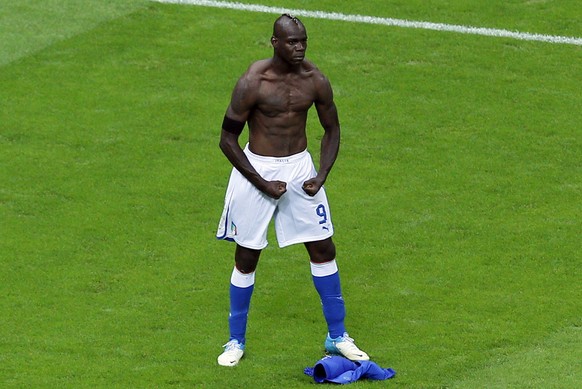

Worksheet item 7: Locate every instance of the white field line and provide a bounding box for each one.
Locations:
[152,0,582,46]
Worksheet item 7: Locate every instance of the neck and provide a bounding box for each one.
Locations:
[271,55,301,73]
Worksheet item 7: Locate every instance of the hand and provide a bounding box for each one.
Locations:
[302,177,323,197]
[263,180,287,199]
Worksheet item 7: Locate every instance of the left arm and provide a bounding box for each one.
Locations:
[303,74,340,196]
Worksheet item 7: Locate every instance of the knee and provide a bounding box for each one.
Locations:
[235,245,261,273]
[306,238,336,263]
[235,262,257,274]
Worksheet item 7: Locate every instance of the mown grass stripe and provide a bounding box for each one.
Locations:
[152,0,582,46]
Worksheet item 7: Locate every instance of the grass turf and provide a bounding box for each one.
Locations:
[1,1,581,388]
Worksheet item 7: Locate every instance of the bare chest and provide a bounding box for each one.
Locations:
[257,77,315,115]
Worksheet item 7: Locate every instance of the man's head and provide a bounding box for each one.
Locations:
[271,14,308,65]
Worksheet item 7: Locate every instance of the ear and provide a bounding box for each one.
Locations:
[271,36,278,47]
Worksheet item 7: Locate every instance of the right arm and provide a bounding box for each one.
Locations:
[219,71,287,199]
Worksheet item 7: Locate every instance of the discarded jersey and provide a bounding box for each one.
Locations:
[304,355,396,384]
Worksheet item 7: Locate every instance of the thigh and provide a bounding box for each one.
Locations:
[219,168,276,249]
[273,156,334,247]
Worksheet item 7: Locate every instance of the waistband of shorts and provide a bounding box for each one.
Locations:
[244,143,308,164]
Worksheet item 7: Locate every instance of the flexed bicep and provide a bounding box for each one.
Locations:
[226,74,259,122]
[314,74,339,131]
[221,73,259,139]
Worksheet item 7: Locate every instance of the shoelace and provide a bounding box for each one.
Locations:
[223,340,240,351]
[340,333,354,344]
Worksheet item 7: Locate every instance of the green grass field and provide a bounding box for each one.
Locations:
[1,1,581,387]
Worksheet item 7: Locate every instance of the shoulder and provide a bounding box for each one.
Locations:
[231,59,271,97]
[302,60,333,100]
[302,60,330,86]
[240,59,272,82]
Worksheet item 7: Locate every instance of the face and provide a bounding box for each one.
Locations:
[272,22,308,65]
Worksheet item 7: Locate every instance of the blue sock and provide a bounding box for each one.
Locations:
[311,260,346,339]
[228,268,255,344]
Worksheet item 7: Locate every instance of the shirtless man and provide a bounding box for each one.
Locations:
[216,14,369,367]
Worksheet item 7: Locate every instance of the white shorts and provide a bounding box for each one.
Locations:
[216,145,334,249]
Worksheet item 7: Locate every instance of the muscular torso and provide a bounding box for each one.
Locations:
[221,55,339,198]
[246,60,319,157]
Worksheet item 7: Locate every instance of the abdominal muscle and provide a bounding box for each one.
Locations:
[247,110,309,157]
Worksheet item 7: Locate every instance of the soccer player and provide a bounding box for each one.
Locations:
[216,14,369,367]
